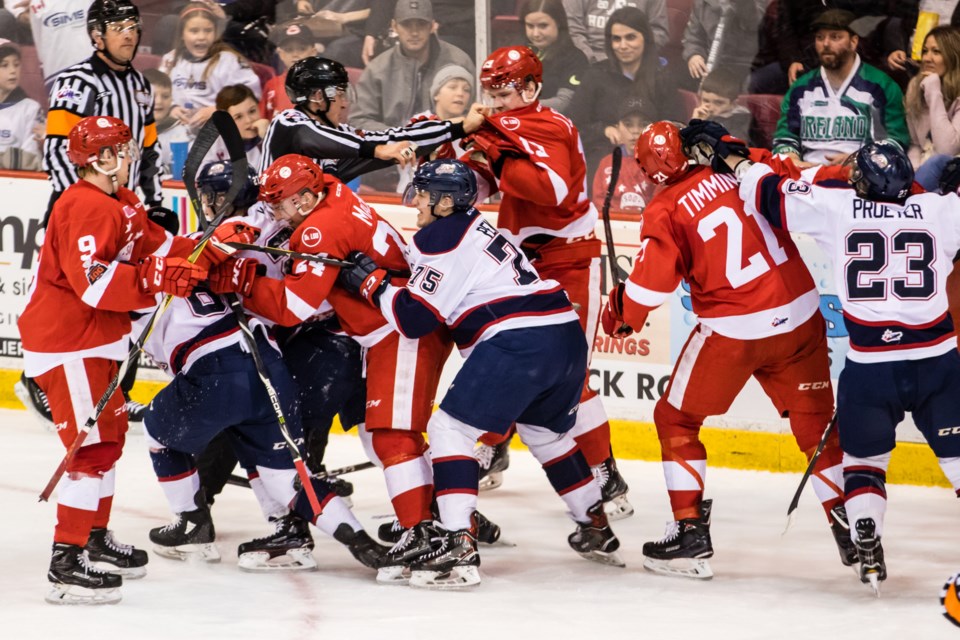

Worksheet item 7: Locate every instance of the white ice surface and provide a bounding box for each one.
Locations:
[1,408,956,640]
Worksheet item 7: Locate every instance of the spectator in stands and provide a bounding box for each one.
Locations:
[0,38,40,170]
[350,0,473,132]
[519,0,589,114]
[294,0,371,69]
[568,6,679,172]
[160,2,262,133]
[771,9,910,165]
[590,97,655,214]
[905,25,960,191]
[682,0,765,88]
[362,0,490,65]
[143,67,190,181]
[562,0,669,63]
[691,67,751,142]
[0,0,31,45]
[396,62,473,192]
[216,83,269,167]
[261,23,318,121]
[752,1,917,95]
[5,0,88,88]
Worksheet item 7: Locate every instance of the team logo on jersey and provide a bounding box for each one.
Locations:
[54,87,82,106]
[85,260,108,285]
[301,227,322,247]
[771,316,788,327]
[785,181,811,195]
[881,329,903,343]
[500,116,521,131]
[135,89,152,107]
[122,205,137,219]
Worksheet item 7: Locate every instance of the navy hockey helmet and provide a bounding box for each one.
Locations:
[285,56,349,107]
[849,142,913,203]
[196,159,259,217]
[405,159,478,214]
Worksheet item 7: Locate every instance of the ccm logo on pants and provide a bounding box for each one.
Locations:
[797,382,830,390]
[938,426,960,437]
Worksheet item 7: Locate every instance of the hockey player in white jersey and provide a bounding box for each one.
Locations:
[337,159,624,589]
[688,123,960,594]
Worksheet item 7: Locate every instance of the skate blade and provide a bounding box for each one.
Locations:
[238,548,317,573]
[45,584,121,605]
[409,565,481,590]
[153,543,221,563]
[642,556,714,580]
[376,565,411,585]
[91,562,147,579]
[578,548,626,568]
[861,570,883,597]
[603,495,635,521]
[478,472,503,492]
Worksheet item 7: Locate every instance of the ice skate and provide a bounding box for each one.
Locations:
[376,521,436,585]
[476,439,510,491]
[568,500,625,568]
[828,504,858,568]
[46,542,122,605]
[14,373,54,430]
[333,523,391,569]
[237,513,316,572]
[84,528,148,579]
[377,517,405,545]
[642,499,714,579]
[854,518,886,597]
[324,474,354,508]
[476,510,515,547]
[149,500,220,563]
[409,518,481,590]
[593,456,634,521]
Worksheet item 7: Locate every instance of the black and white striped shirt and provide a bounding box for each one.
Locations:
[43,54,162,210]
[260,108,465,184]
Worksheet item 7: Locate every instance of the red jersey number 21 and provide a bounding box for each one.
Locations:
[697,206,788,288]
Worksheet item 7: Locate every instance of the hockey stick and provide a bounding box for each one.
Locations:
[226,460,377,489]
[783,412,839,533]
[602,146,625,286]
[225,242,355,268]
[39,113,247,502]
[184,116,325,517]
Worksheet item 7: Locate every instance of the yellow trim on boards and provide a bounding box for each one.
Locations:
[0,370,947,488]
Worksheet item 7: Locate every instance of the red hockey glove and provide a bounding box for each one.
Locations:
[138,255,207,298]
[462,129,525,178]
[196,221,261,270]
[208,257,261,297]
[600,284,634,337]
[337,251,391,307]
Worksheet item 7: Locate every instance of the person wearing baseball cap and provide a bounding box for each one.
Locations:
[261,23,318,119]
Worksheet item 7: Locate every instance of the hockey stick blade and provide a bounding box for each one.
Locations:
[226,461,378,489]
[783,412,839,534]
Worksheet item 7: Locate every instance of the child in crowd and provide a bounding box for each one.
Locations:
[261,23,317,121]
[591,98,656,216]
[0,39,41,170]
[214,84,269,168]
[160,2,261,132]
[396,64,474,193]
[143,68,190,181]
[691,67,751,143]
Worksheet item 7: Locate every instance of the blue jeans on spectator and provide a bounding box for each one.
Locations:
[915,153,952,192]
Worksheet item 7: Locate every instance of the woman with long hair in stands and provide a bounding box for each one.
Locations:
[518,0,589,114]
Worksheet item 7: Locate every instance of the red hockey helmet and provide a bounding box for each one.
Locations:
[66,115,133,168]
[480,45,543,92]
[259,154,325,204]
[634,121,691,185]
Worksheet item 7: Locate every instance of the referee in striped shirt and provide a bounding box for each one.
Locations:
[43,0,162,225]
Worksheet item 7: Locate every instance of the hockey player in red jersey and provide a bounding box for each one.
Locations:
[212,154,452,583]
[461,45,632,519]
[19,116,209,604]
[601,121,849,579]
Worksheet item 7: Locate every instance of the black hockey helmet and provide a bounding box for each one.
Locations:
[404,159,478,215]
[285,56,349,107]
[849,141,913,203]
[196,159,259,221]
[87,0,141,38]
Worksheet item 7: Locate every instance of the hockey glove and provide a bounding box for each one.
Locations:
[208,257,262,297]
[600,284,634,337]
[462,129,525,178]
[680,119,750,174]
[138,255,207,298]
[940,156,960,194]
[337,251,391,307]
[147,206,180,235]
[196,221,261,270]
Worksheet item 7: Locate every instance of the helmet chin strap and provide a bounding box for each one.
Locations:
[92,151,124,194]
[521,82,542,104]
[305,96,335,127]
